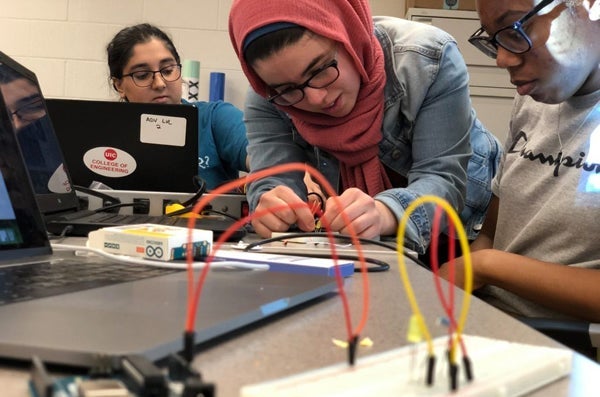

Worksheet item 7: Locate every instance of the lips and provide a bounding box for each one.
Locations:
[152,96,171,103]
[513,80,536,96]
[322,95,340,113]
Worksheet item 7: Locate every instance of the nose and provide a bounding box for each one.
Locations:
[151,71,167,89]
[302,86,329,106]
[11,114,26,130]
[495,46,523,69]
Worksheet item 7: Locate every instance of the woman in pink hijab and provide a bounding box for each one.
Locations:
[229,0,501,260]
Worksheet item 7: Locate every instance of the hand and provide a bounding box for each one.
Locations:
[321,188,396,239]
[251,185,316,238]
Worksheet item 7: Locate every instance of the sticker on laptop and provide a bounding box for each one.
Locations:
[139,113,187,147]
[47,163,71,193]
[83,147,137,178]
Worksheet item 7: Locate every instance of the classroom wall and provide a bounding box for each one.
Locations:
[0,0,405,110]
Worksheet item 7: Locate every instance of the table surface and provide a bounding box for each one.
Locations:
[2,238,600,397]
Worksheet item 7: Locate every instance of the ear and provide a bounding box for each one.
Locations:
[111,77,127,100]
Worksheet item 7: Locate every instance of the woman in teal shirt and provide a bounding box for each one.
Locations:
[107,23,248,190]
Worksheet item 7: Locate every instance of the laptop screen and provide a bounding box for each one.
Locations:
[0,52,80,217]
[0,54,51,260]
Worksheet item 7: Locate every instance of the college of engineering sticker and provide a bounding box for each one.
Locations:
[82,147,137,178]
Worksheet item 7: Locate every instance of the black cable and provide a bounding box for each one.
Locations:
[242,232,432,273]
[307,191,326,211]
[203,208,239,221]
[164,176,212,217]
[181,176,207,207]
[244,232,396,273]
[243,238,391,272]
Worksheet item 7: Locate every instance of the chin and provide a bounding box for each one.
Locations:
[530,90,566,105]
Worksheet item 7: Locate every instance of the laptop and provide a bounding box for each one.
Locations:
[45,98,200,193]
[0,63,338,367]
[0,52,245,240]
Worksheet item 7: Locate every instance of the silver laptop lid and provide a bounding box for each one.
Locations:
[0,51,80,217]
[0,52,52,264]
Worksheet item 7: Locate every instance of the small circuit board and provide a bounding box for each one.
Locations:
[29,354,214,397]
[87,223,212,262]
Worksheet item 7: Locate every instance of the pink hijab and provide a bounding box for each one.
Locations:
[229,0,391,195]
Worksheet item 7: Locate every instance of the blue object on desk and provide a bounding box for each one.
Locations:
[209,72,225,101]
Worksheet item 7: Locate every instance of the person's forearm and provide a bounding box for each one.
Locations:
[469,233,494,251]
[477,250,600,321]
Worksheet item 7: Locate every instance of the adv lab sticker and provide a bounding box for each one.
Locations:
[83,147,137,178]
[140,113,187,146]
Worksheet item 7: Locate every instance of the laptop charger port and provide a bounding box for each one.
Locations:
[241,200,249,219]
[162,199,177,214]
[102,198,121,213]
[163,199,213,216]
[133,198,150,215]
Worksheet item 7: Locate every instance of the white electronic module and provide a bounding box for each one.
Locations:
[88,223,212,261]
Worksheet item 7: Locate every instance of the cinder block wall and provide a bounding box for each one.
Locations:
[0,0,405,109]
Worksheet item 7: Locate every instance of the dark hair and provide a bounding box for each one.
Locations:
[244,26,307,66]
[106,23,180,80]
[0,63,24,85]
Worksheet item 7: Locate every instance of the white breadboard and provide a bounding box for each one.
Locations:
[241,335,572,397]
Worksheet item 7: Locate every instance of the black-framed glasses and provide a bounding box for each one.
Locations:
[267,59,340,106]
[11,97,45,123]
[122,64,182,87]
[468,0,554,59]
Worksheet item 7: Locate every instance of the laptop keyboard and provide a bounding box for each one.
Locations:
[0,258,180,306]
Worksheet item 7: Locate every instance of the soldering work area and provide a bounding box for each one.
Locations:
[29,164,575,397]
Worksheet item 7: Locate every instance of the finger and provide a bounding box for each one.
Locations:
[340,218,379,239]
[323,198,364,232]
[251,218,273,238]
[255,187,317,232]
[258,187,303,225]
[251,211,293,238]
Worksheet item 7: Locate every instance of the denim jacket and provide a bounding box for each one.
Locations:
[244,16,501,254]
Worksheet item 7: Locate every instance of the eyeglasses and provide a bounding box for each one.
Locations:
[267,59,340,106]
[11,97,46,123]
[122,64,182,87]
[468,0,554,59]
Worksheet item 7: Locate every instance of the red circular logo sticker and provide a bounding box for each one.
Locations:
[84,147,136,178]
[104,148,118,160]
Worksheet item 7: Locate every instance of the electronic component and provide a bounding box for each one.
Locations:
[29,356,54,397]
[29,354,215,397]
[240,335,572,397]
[120,354,168,396]
[88,224,212,261]
[78,379,129,397]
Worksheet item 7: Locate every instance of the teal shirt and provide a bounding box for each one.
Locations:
[182,99,248,190]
